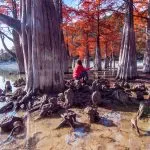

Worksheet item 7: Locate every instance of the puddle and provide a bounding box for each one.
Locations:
[100,111,121,126]
[99,117,114,127]
[65,127,88,145]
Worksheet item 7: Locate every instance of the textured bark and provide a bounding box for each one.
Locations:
[21,0,64,92]
[62,32,69,73]
[116,0,137,80]
[94,36,102,71]
[104,42,109,69]
[84,33,90,68]
[143,0,150,73]
[0,0,64,93]
[94,2,102,71]
[58,0,69,73]
[72,58,76,70]
[13,30,25,73]
[12,0,25,73]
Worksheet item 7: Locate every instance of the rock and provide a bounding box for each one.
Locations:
[11,88,26,100]
[0,101,14,113]
[64,88,74,108]
[4,81,12,93]
[0,116,23,133]
[91,91,102,106]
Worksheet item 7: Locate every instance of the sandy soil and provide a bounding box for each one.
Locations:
[0,71,149,150]
[0,104,150,150]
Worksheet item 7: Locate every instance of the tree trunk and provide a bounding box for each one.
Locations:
[116,0,137,80]
[143,0,150,73]
[84,33,90,68]
[94,36,102,71]
[21,0,64,93]
[12,30,25,73]
[104,42,109,69]
[12,0,25,73]
[0,0,65,93]
[94,1,102,71]
[62,32,69,73]
[59,0,69,73]
[72,57,76,70]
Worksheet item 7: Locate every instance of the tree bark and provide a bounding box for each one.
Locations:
[94,36,102,71]
[84,33,90,68]
[12,30,25,73]
[116,0,137,80]
[104,42,109,69]
[11,0,25,73]
[62,31,69,73]
[22,0,64,93]
[0,0,64,93]
[143,0,150,73]
[94,1,102,71]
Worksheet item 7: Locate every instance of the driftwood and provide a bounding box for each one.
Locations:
[56,110,80,129]
[84,107,99,123]
[91,91,102,106]
[131,100,150,136]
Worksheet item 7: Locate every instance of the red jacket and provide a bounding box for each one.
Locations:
[73,65,91,78]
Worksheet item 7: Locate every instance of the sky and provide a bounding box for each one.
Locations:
[64,0,79,8]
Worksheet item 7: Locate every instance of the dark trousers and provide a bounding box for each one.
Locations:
[76,71,88,80]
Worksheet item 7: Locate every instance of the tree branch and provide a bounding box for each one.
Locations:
[0,13,21,34]
[0,30,14,42]
[0,34,16,59]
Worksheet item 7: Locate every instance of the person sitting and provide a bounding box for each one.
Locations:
[73,59,92,81]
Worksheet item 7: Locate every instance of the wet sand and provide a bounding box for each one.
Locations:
[0,105,149,150]
[0,69,149,150]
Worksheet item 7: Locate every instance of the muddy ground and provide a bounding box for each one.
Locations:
[0,71,150,150]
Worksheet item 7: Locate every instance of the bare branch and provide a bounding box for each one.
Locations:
[0,30,14,42]
[0,13,21,34]
[0,34,16,58]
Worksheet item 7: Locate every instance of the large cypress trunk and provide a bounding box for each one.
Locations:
[116,0,137,80]
[20,0,64,93]
[62,32,69,73]
[143,0,150,73]
[0,1,64,93]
